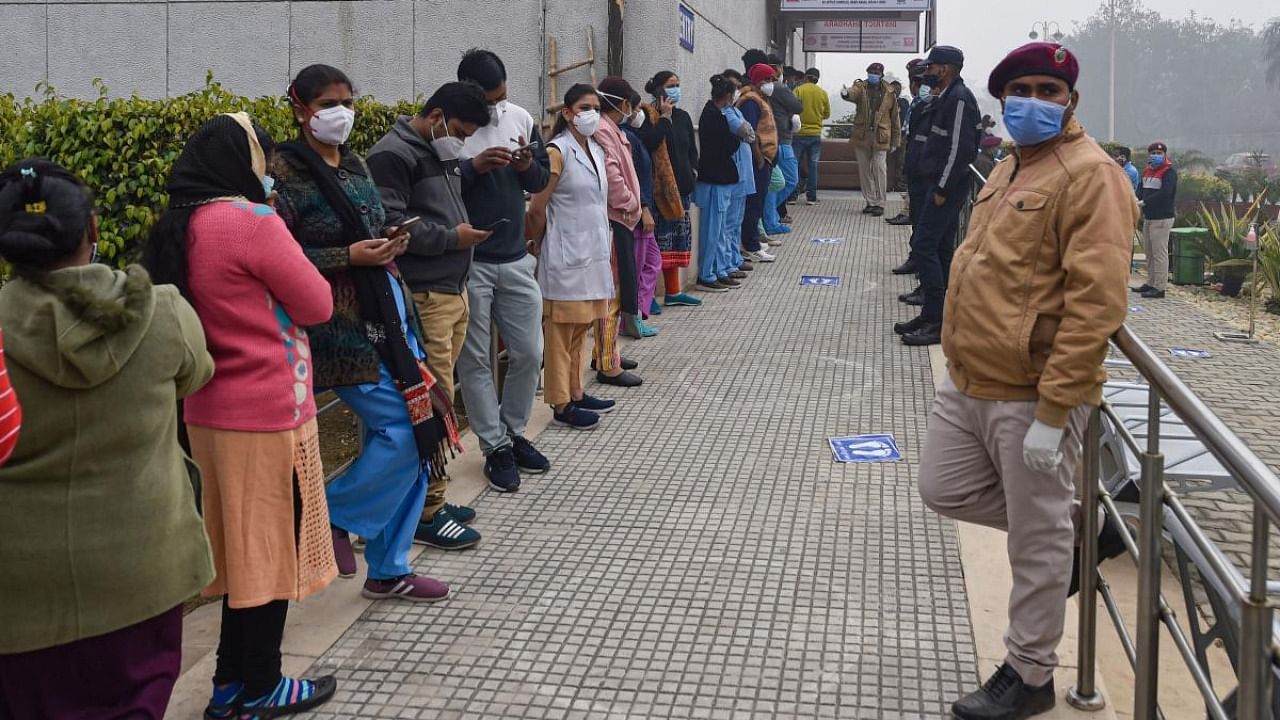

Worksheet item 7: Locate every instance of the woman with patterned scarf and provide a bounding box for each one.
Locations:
[641,71,704,310]
[270,64,463,607]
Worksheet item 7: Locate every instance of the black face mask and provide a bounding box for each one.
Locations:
[920,73,942,87]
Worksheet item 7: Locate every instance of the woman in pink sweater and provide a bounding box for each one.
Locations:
[145,113,337,719]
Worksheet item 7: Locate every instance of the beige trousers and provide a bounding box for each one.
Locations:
[1141,217,1173,291]
[918,375,1089,687]
[543,321,590,407]
[412,290,469,519]
[854,145,888,207]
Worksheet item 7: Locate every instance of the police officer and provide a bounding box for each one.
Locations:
[895,45,981,346]
[886,58,927,229]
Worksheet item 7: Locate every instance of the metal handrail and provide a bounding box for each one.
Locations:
[1069,324,1280,717]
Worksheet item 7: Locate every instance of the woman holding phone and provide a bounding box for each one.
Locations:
[694,74,745,292]
[271,64,461,604]
[526,84,618,431]
[642,71,702,309]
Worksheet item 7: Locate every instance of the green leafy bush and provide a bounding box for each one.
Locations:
[1178,172,1233,204]
[0,76,420,268]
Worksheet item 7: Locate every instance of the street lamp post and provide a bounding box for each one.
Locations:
[1109,0,1117,142]
[1028,21,1065,43]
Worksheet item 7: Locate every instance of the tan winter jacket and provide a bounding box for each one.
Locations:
[845,81,901,152]
[735,86,778,164]
[942,118,1140,427]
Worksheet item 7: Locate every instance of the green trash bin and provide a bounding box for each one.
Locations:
[1169,227,1207,286]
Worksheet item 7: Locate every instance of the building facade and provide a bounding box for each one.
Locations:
[0,0,776,120]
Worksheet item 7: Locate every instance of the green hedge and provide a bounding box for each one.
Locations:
[0,76,420,267]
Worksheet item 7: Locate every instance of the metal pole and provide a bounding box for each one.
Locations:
[1068,407,1107,711]
[1237,509,1273,719]
[1133,387,1164,718]
[1108,0,1117,142]
[1248,223,1259,339]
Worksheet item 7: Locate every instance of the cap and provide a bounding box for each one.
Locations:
[906,58,927,79]
[1148,141,1168,153]
[926,45,964,68]
[867,62,885,75]
[748,63,777,86]
[987,42,1079,98]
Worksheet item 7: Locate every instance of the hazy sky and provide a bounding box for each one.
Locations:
[811,0,1278,121]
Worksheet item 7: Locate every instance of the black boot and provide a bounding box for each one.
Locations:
[892,258,918,275]
[898,288,924,306]
[901,321,942,346]
[894,315,926,336]
[951,663,1055,720]
[885,212,911,225]
[1068,518,1129,597]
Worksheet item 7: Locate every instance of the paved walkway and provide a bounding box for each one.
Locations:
[304,196,979,719]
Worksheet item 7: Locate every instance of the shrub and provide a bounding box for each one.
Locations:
[1178,172,1233,204]
[0,75,420,268]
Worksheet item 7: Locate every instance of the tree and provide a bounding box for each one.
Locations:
[1266,18,1280,88]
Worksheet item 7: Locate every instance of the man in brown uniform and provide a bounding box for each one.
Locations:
[918,43,1138,720]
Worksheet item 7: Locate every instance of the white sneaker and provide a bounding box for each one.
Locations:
[749,249,777,263]
[805,199,819,206]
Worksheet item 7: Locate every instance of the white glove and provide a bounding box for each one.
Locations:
[1023,419,1066,473]
[791,114,802,133]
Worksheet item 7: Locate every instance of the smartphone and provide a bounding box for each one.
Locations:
[389,216,421,235]
[510,140,540,155]
[477,218,511,231]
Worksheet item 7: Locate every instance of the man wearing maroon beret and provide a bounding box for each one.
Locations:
[918,42,1138,719]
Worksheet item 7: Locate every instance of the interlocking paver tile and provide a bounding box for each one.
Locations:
[307,195,976,718]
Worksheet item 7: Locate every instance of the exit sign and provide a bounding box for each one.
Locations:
[679,4,695,52]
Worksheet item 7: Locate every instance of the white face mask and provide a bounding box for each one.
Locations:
[760,81,775,97]
[309,105,355,146]
[430,120,465,161]
[572,109,601,137]
[732,89,741,104]
[488,104,501,127]
[628,109,645,129]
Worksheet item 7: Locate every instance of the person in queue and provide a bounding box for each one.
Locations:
[272,63,462,603]
[895,45,981,347]
[621,88,662,339]
[526,84,619,430]
[453,48,554,493]
[0,159,215,719]
[145,113,338,718]
[694,74,745,294]
[918,43,1135,720]
[642,70,703,310]
[737,62,780,264]
[592,76,646,388]
[792,67,830,207]
[718,68,758,283]
[756,51,801,236]
[366,81,491,549]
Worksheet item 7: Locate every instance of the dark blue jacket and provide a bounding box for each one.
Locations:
[622,124,655,211]
[918,77,982,199]
[904,97,933,181]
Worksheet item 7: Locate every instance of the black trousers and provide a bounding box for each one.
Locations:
[611,221,639,316]
[741,163,771,253]
[213,474,301,698]
[910,188,966,323]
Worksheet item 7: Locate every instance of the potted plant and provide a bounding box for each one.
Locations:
[1196,195,1267,296]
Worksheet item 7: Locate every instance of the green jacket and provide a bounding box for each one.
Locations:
[0,264,215,653]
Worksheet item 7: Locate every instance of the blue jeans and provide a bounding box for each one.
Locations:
[793,136,823,201]
[764,143,798,232]
[695,181,733,283]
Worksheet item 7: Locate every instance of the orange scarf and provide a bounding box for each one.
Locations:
[642,103,686,221]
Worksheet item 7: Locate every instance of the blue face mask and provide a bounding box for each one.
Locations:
[867,74,882,85]
[1148,154,1165,168]
[1002,96,1068,147]
[917,85,932,101]
[261,175,276,197]
[665,86,681,104]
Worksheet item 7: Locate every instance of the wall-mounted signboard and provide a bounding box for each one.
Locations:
[782,0,931,11]
[802,18,920,53]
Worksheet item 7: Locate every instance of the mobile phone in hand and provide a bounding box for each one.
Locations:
[389,216,421,236]
[477,218,511,231]
[510,140,540,154]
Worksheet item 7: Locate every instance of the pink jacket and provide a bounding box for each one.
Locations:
[184,201,333,432]
[594,117,643,229]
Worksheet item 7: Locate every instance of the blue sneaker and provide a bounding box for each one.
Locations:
[511,436,550,474]
[577,393,616,414]
[649,299,663,316]
[414,509,482,549]
[204,682,242,719]
[664,293,703,307]
[764,224,792,235]
[483,447,521,493]
[444,503,476,524]
[553,403,601,430]
[638,319,659,337]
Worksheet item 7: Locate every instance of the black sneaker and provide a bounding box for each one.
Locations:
[901,321,942,346]
[718,277,742,289]
[484,447,521,493]
[899,289,924,306]
[553,403,600,430]
[729,270,748,279]
[444,503,476,524]
[1130,283,1152,293]
[885,212,911,225]
[951,663,1055,720]
[861,204,876,214]
[590,357,638,371]
[869,206,885,217]
[696,279,729,293]
[596,370,643,387]
[1140,288,1165,299]
[894,315,926,335]
[892,259,918,275]
[739,261,755,272]
[1068,518,1129,596]
[510,436,550,474]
